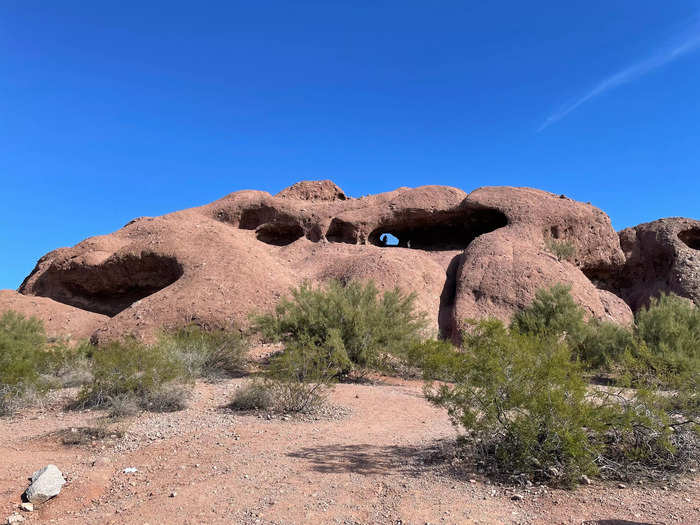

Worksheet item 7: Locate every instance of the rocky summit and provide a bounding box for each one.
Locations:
[2,181,698,343]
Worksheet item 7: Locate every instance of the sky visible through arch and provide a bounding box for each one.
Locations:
[1,2,699,289]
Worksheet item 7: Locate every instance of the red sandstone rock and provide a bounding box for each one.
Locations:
[0,289,107,341]
[614,217,700,310]
[3,181,692,343]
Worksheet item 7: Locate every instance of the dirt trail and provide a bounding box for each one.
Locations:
[1,378,698,524]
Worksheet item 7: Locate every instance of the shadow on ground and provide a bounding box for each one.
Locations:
[287,440,469,478]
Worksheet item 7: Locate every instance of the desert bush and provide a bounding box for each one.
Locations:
[229,380,275,411]
[230,330,347,414]
[545,237,575,261]
[511,284,587,344]
[406,339,463,381]
[578,320,636,370]
[426,319,602,485]
[40,342,94,388]
[158,324,249,380]
[634,293,699,379]
[253,280,427,374]
[426,287,699,486]
[76,338,190,411]
[0,311,48,415]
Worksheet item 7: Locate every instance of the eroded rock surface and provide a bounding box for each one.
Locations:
[1,181,695,343]
[612,218,700,310]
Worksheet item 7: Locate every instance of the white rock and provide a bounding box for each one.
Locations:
[24,465,66,504]
[7,513,25,524]
[18,502,33,512]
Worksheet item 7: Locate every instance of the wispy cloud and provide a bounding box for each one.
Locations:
[538,15,700,131]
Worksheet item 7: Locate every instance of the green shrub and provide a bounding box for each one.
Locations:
[579,320,636,370]
[425,287,699,485]
[635,293,699,378]
[40,342,94,388]
[253,280,427,374]
[426,319,602,485]
[76,338,190,412]
[511,284,588,344]
[229,381,275,411]
[0,311,47,415]
[230,329,349,414]
[158,325,249,380]
[406,339,463,381]
[0,311,46,387]
[545,238,575,261]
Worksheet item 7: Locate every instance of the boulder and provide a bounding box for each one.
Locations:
[24,464,66,504]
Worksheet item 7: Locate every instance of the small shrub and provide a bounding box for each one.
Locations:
[253,280,427,374]
[106,394,140,419]
[511,283,589,353]
[635,293,699,378]
[40,342,94,388]
[545,237,575,261]
[229,381,274,411]
[76,338,190,411]
[406,339,463,381]
[426,319,601,485]
[579,320,635,370]
[141,383,190,412]
[0,311,47,415]
[230,330,347,414]
[158,325,249,380]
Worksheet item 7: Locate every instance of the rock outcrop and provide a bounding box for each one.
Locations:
[611,218,700,310]
[1,181,696,343]
[0,290,107,340]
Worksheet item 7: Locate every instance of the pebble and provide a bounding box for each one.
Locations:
[18,503,33,513]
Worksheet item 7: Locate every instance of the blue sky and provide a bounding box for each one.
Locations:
[1,1,699,289]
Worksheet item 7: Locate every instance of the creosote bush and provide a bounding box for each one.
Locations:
[426,285,698,486]
[76,338,191,412]
[0,311,62,414]
[157,324,249,380]
[253,280,427,375]
[240,280,428,413]
[545,237,576,261]
[425,319,601,485]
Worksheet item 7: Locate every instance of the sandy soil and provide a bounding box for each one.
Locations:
[1,377,698,525]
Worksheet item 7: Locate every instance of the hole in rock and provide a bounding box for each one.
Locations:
[29,253,183,317]
[239,206,283,230]
[255,223,305,246]
[326,218,360,244]
[368,207,508,251]
[678,228,700,250]
[376,233,400,247]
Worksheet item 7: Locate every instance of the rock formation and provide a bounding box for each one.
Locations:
[1,181,697,343]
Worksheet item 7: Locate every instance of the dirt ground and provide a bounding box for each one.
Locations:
[1,376,698,525]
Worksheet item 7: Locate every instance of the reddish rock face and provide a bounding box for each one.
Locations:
[3,180,694,344]
[0,290,107,341]
[612,218,700,311]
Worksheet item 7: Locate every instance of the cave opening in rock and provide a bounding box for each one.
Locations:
[255,222,305,246]
[27,253,184,317]
[377,233,400,247]
[679,228,700,250]
[368,207,508,251]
